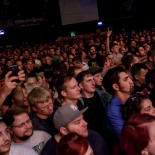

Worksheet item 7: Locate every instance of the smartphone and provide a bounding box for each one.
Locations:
[7,65,20,83]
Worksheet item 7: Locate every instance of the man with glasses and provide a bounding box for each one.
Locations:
[0,116,38,155]
[28,87,57,136]
[4,107,51,154]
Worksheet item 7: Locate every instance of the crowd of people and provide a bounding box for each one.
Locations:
[0,27,155,155]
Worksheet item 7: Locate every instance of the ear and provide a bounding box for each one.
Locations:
[112,83,119,91]
[31,106,37,112]
[135,75,139,80]
[148,83,154,89]
[130,63,133,68]
[61,91,67,97]
[149,56,153,62]
[59,127,68,136]
[8,126,13,135]
[79,83,83,89]
[141,149,149,155]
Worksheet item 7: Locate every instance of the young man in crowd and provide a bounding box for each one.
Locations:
[31,52,42,68]
[97,56,111,78]
[103,67,134,142]
[87,45,98,67]
[40,104,110,155]
[131,63,148,94]
[0,116,38,155]
[122,55,135,80]
[76,70,106,136]
[28,87,57,136]
[72,56,89,71]
[145,69,155,107]
[67,66,82,78]
[145,49,155,70]
[4,107,51,154]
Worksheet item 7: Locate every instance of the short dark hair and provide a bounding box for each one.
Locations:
[76,70,92,85]
[103,67,124,95]
[122,55,134,70]
[147,48,155,60]
[72,56,82,64]
[131,63,148,80]
[145,69,155,86]
[97,56,107,67]
[56,75,73,98]
[54,62,68,75]
[68,66,81,77]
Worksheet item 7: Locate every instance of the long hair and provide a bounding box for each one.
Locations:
[120,113,155,155]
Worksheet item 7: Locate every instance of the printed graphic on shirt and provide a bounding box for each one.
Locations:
[33,141,44,154]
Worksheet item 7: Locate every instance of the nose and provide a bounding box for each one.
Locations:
[3,133,10,141]
[92,79,95,85]
[48,104,53,110]
[77,86,81,91]
[82,119,88,127]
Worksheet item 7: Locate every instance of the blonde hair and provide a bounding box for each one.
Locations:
[27,87,51,107]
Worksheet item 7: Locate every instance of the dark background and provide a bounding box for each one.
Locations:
[0,0,155,46]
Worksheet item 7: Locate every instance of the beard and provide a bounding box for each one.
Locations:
[0,140,11,155]
[14,128,33,141]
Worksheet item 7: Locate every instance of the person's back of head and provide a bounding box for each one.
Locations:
[72,56,82,67]
[120,113,155,155]
[122,55,135,70]
[103,67,124,95]
[97,56,107,67]
[54,62,68,75]
[131,63,148,81]
[147,48,155,62]
[57,133,92,155]
[68,66,82,78]
[145,69,155,88]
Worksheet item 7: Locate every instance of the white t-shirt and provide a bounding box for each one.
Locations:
[9,145,38,155]
[81,62,89,71]
[11,130,51,154]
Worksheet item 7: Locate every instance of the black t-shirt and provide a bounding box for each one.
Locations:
[40,64,54,79]
[82,91,105,136]
[29,105,58,136]
[149,89,155,108]
[87,56,98,67]
[40,129,110,155]
[132,83,147,95]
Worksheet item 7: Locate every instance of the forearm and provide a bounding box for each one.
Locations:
[106,37,111,54]
[0,90,7,109]
[13,85,24,106]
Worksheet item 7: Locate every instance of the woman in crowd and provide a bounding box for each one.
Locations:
[123,93,155,121]
[56,133,94,155]
[120,113,155,155]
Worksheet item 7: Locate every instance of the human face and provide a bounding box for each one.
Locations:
[140,99,155,116]
[80,75,96,93]
[16,61,23,70]
[93,72,103,86]
[138,47,146,57]
[120,47,126,55]
[117,72,134,94]
[64,78,81,100]
[111,45,119,54]
[22,88,29,106]
[67,115,88,137]
[37,76,44,87]
[45,56,52,65]
[1,58,5,64]
[35,98,53,117]
[31,53,36,59]
[0,122,11,154]
[68,55,74,63]
[7,61,12,66]
[85,145,94,155]
[11,113,33,142]
[131,41,136,48]
[26,61,32,70]
[49,49,55,57]
[90,46,96,55]
[107,55,114,66]
[137,69,148,85]
[24,51,29,58]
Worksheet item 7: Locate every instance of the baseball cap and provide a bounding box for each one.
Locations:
[88,67,103,75]
[53,104,88,130]
[0,116,14,126]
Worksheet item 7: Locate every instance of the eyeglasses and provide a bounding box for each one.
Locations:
[36,102,53,111]
[11,119,31,128]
